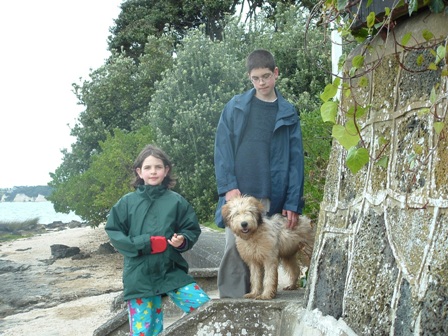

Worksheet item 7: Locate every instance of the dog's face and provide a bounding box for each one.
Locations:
[221,196,264,239]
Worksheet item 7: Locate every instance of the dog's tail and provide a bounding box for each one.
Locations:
[296,216,315,266]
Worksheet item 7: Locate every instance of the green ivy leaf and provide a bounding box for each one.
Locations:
[408,0,419,15]
[422,29,434,41]
[320,83,338,102]
[346,105,367,119]
[337,0,348,11]
[379,136,388,146]
[349,67,356,76]
[416,54,425,66]
[435,45,446,65]
[346,147,369,174]
[351,26,370,43]
[366,0,373,7]
[376,155,389,168]
[321,101,338,123]
[352,55,365,69]
[384,7,390,16]
[407,153,417,169]
[344,87,351,98]
[434,121,445,135]
[366,12,376,28]
[413,144,423,155]
[401,32,412,46]
[356,106,368,118]
[418,107,431,116]
[429,0,445,13]
[359,76,369,87]
[345,119,360,135]
[333,77,341,90]
[428,62,438,70]
[430,86,437,104]
[332,124,360,150]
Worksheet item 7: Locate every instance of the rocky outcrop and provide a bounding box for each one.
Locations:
[0,224,123,324]
[11,193,47,202]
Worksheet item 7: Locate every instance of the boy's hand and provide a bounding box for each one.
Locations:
[282,210,299,229]
[168,233,185,248]
[225,189,241,201]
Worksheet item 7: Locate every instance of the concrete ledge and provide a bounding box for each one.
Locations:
[161,291,306,335]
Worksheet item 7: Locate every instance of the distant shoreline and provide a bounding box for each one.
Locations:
[0,220,88,243]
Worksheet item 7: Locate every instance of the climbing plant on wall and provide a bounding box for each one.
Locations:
[311,0,448,174]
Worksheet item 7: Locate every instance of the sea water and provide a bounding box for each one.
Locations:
[0,201,82,225]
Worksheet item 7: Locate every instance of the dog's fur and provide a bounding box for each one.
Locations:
[222,196,315,300]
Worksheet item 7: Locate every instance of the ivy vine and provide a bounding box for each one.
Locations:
[313,0,448,174]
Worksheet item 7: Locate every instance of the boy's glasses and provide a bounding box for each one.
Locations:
[250,73,274,83]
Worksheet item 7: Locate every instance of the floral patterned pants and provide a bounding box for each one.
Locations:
[127,282,210,336]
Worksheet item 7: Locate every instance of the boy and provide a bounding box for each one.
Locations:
[214,49,305,298]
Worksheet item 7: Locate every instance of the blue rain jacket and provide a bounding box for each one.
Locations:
[214,88,305,228]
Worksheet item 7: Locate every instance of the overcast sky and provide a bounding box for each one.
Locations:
[0,0,123,188]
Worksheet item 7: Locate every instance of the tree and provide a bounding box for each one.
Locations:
[49,34,174,194]
[107,0,317,61]
[142,7,331,221]
[141,21,250,221]
[49,126,155,226]
[48,35,173,217]
[50,5,331,224]
[108,0,240,60]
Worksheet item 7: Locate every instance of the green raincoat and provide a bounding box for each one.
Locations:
[105,184,201,301]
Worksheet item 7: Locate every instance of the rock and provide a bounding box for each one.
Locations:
[50,244,81,259]
[45,221,68,230]
[67,220,85,229]
[0,225,124,335]
[98,242,116,255]
[0,259,30,275]
[71,252,91,260]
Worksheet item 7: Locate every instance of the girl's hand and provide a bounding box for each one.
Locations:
[168,233,185,248]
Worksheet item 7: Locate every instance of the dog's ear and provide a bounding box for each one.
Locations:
[221,203,230,227]
[252,199,264,226]
[257,211,263,226]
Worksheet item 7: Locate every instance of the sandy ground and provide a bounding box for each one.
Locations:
[0,225,124,336]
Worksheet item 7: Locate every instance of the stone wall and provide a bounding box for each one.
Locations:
[303,9,448,335]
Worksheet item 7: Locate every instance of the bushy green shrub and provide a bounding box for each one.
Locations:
[143,7,331,223]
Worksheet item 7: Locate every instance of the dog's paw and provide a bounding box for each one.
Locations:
[244,292,258,299]
[283,284,298,291]
[255,293,276,300]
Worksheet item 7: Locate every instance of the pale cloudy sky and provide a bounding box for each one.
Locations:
[0,0,123,188]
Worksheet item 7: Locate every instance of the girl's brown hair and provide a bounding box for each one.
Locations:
[132,144,176,189]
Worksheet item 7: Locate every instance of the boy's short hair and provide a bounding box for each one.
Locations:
[246,49,276,73]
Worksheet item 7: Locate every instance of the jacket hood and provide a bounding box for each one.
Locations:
[136,184,167,200]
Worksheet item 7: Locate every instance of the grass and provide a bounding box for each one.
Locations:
[0,217,41,242]
[201,221,224,232]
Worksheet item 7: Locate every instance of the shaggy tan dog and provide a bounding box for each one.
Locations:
[222,195,315,300]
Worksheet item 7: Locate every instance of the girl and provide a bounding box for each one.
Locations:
[105,144,210,336]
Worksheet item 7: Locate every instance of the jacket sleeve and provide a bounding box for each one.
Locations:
[175,198,201,253]
[214,99,239,196]
[284,114,305,214]
[105,198,151,258]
